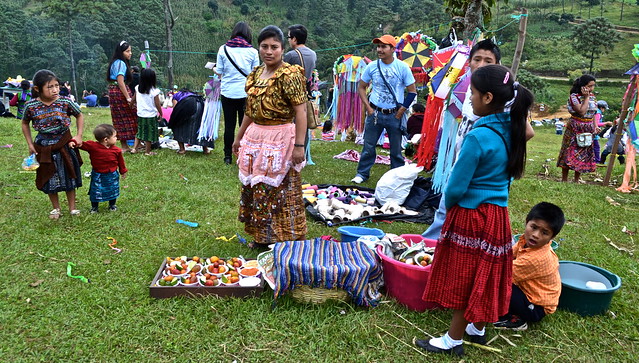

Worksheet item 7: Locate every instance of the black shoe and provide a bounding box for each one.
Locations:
[109,205,118,212]
[467,334,487,345]
[224,156,232,165]
[494,316,528,331]
[414,339,464,357]
[90,207,99,214]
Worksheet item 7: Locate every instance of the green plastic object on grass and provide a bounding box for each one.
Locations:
[67,262,90,283]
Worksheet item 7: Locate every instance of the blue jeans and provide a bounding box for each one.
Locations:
[356,112,404,180]
[422,192,446,240]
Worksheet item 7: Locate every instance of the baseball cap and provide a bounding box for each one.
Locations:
[372,34,397,47]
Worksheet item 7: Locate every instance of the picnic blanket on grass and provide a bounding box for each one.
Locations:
[304,182,438,226]
[273,238,383,306]
[334,149,401,165]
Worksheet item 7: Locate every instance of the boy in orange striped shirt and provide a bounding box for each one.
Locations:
[494,202,565,331]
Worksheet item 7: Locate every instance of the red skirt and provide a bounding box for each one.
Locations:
[108,84,138,141]
[422,203,512,323]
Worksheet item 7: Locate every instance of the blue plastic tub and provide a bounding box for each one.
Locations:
[337,226,385,242]
[558,261,622,316]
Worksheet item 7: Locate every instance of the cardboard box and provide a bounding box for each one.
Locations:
[149,259,265,299]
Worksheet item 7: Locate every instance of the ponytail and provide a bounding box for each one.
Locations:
[509,82,534,179]
[471,65,534,179]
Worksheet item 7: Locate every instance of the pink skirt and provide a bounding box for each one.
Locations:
[238,123,305,188]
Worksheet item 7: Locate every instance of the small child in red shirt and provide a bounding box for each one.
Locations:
[79,124,128,212]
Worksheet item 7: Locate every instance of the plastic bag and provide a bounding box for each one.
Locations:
[375,164,423,205]
[22,154,39,171]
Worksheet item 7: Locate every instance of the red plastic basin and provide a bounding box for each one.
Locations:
[377,234,440,311]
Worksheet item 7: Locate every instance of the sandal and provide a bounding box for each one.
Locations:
[70,209,81,216]
[129,149,137,154]
[176,150,186,155]
[49,208,61,220]
[144,152,157,156]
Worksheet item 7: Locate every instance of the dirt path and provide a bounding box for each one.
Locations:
[531,105,571,121]
[569,20,639,35]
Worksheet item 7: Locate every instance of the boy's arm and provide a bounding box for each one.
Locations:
[117,150,128,176]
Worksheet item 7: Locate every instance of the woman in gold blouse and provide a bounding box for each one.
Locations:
[232,25,308,248]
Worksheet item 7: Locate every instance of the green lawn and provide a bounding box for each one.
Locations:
[1,108,637,361]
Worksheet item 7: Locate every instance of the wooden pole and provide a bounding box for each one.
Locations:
[511,8,528,79]
[603,77,637,185]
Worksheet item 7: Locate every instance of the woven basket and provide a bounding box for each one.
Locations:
[290,286,349,304]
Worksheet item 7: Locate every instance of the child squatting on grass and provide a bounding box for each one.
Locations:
[79,124,128,213]
[417,65,534,357]
[21,69,84,220]
[493,202,564,331]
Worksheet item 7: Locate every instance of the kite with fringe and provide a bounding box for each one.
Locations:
[198,76,222,143]
[326,54,371,137]
[415,43,471,180]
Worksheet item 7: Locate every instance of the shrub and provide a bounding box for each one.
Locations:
[517,69,548,99]
[561,13,575,22]
[240,4,249,15]
[207,0,218,13]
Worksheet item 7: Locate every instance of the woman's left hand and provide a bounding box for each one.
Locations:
[292,147,305,165]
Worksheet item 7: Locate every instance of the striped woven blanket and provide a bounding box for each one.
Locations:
[273,238,383,306]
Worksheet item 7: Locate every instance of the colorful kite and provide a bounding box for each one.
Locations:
[140,52,151,69]
[327,54,371,135]
[396,31,437,86]
[415,43,470,172]
[198,76,221,142]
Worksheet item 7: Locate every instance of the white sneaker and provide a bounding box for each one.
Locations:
[351,176,364,184]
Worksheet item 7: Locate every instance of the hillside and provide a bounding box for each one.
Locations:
[0,0,636,93]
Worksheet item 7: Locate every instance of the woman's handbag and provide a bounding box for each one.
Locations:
[306,100,320,129]
[295,49,319,129]
[576,132,593,147]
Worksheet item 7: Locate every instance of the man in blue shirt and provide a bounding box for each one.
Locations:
[83,90,98,107]
[351,34,416,184]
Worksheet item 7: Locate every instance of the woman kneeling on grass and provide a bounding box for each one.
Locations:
[232,25,308,248]
[417,65,533,357]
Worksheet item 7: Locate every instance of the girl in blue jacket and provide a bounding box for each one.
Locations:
[418,65,534,357]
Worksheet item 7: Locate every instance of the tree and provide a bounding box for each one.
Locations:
[571,17,622,74]
[163,0,176,87]
[41,0,113,100]
[443,0,505,39]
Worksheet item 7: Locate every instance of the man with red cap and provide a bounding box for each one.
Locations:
[351,34,417,184]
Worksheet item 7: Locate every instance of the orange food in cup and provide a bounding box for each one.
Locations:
[241,268,259,276]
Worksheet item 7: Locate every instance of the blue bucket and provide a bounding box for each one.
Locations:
[558,261,622,316]
[337,226,385,242]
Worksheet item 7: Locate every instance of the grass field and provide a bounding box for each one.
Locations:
[1,108,638,361]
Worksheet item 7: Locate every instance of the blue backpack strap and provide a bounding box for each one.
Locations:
[476,124,511,190]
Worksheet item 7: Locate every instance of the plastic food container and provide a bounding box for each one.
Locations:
[376,234,439,311]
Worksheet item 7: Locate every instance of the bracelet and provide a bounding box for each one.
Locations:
[294,144,304,147]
